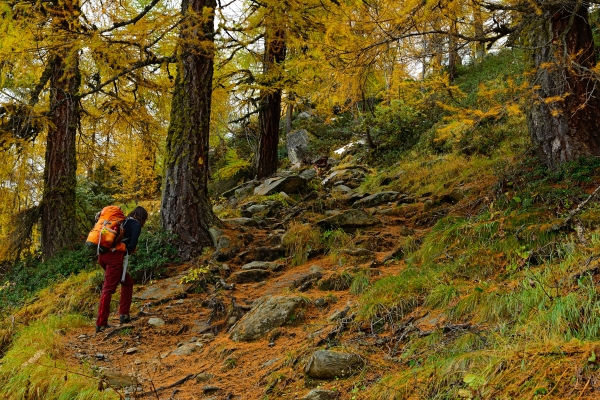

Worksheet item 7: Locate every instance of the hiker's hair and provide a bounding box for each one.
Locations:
[128,206,148,226]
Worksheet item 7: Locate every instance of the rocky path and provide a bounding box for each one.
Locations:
[64,167,466,399]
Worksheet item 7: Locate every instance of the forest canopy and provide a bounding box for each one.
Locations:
[1,0,600,261]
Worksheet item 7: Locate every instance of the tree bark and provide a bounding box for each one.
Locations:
[448,21,461,82]
[256,26,286,179]
[285,92,294,135]
[161,0,219,261]
[41,52,80,258]
[472,2,486,62]
[527,4,600,169]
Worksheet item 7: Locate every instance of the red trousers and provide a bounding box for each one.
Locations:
[96,251,133,327]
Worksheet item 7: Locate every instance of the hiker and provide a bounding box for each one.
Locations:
[95,206,148,333]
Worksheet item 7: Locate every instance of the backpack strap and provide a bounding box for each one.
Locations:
[98,220,109,255]
[109,218,130,252]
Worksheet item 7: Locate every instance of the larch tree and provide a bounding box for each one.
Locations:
[255,9,286,179]
[1,0,177,259]
[524,2,600,168]
[161,0,219,261]
[324,0,600,168]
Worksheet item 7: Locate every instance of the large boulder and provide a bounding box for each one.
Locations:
[317,209,381,229]
[254,175,307,196]
[230,296,304,341]
[304,350,365,379]
[287,129,311,168]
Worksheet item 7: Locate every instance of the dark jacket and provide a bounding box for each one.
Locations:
[121,218,142,254]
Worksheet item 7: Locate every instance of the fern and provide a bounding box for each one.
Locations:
[213,149,251,181]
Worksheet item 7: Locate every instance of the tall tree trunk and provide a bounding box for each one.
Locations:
[41,52,80,258]
[472,2,486,62]
[256,26,286,179]
[448,21,461,82]
[527,4,600,169]
[285,92,294,135]
[161,0,218,261]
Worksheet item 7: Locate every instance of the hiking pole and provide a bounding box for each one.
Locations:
[122,253,129,283]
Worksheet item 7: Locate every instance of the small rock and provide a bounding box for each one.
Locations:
[95,353,107,360]
[304,350,365,379]
[134,276,192,302]
[209,227,225,248]
[332,185,353,194]
[230,296,304,341]
[352,191,400,208]
[219,264,231,273]
[101,369,138,388]
[193,320,212,334]
[400,225,412,236]
[148,318,165,327]
[339,248,374,257]
[254,175,307,196]
[299,168,317,180]
[125,347,138,355]
[296,111,313,120]
[314,298,327,307]
[222,217,258,227]
[423,199,434,212]
[172,342,200,356]
[241,261,283,271]
[302,388,340,400]
[202,386,221,395]
[328,304,351,322]
[252,246,285,262]
[201,333,216,341]
[317,209,381,229]
[246,204,268,214]
[77,334,88,340]
[290,266,323,289]
[221,180,260,199]
[229,269,272,284]
[196,373,214,383]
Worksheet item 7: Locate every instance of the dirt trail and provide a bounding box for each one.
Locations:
[64,189,434,399]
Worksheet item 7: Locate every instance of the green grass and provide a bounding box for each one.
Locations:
[0,315,118,400]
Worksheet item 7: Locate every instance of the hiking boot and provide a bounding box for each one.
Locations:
[119,314,131,324]
[95,324,110,334]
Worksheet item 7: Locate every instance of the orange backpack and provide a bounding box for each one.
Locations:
[86,206,127,254]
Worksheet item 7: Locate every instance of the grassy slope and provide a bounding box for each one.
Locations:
[355,54,600,399]
[2,51,600,399]
[0,271,119,399]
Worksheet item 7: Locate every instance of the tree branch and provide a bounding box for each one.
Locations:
[79,56,175,98]
[100,0,162,34]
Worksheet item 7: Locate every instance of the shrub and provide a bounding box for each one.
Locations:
[281,222,322,266]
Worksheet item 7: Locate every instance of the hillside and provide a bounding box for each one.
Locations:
[3,52,600,400]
